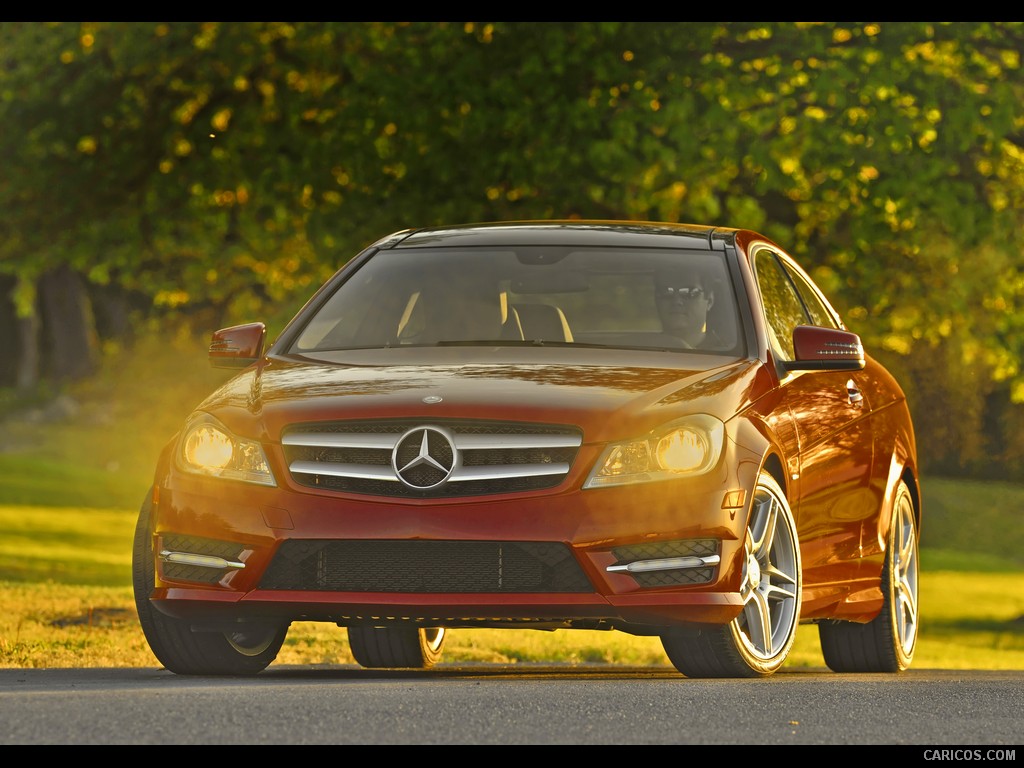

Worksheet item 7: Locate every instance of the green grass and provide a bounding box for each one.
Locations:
[0,456,144,510]
[918,476,1024,568]
[0,330,1021,670]
[0,505,136,586]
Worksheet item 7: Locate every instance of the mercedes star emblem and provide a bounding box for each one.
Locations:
[392,426,457,489]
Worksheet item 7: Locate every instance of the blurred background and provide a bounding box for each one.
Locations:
[1,21,1022,483]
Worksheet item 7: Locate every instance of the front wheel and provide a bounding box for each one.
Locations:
[819,479,919,672]
[661,472,802,678]
[347,625,447,669]
[132,489,288,676]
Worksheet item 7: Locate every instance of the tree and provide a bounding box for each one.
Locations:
[0,21,1021,476]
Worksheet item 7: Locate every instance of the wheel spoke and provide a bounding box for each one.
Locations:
[897,563,917,610]
[897,573,918,631]
[764,580,797,602]
[750,495,778,557]
[742,589,774,655]
[898,516,915,564]
[226,625,281,657]
[763,562,797,588]
[424,627,446,653]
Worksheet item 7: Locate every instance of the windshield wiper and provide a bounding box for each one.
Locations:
[435,339,538,346]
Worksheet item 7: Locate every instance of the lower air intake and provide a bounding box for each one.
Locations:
[260,540,593,593]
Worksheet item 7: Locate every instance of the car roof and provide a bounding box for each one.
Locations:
[372,220,742,252]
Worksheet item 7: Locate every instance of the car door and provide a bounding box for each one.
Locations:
[753,245,878,600]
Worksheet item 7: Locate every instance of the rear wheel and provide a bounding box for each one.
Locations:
[819,479,919,672]
[132,489,288,676]
[347,625,447,669]
[661,472,801,678]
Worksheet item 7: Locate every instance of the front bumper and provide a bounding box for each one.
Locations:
[146,437,761,632]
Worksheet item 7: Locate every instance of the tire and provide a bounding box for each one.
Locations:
[347,625,447,669]
[819,479,919,673]
[661,472,802,678]
[132,488,288,676]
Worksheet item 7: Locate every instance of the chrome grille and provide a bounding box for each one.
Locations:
[282,419,582,497]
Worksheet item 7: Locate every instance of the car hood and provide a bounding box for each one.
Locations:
[195,347,771,443]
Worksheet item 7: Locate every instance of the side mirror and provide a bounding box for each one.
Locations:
[208,323,266,369]
[783,325,865,372]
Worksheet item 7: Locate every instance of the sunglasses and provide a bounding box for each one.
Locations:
[658,286,706,300]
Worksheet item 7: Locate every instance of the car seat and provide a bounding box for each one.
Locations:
[513,303,574,342]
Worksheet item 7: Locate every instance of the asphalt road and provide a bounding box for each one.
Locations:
[1,665,1021,746]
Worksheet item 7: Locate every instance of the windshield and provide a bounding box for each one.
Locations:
[290,246,744,355]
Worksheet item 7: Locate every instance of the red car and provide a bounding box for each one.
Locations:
[133,220,920,678]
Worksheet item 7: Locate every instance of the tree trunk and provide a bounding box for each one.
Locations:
[89,281,135,346]
[38,264,99,382]
[0,274,40,391]
[0,274,17,388]
[15,313,39,391]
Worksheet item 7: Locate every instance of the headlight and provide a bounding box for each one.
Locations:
[583,414,724,489]
[178,414,276,486]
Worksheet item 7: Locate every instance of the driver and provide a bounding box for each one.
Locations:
[654,268,722,349]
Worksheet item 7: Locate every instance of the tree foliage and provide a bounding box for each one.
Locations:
[1,21,1022,476]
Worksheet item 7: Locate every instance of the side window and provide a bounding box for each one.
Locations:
[754,249,809,361]
[781,261,839,330]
